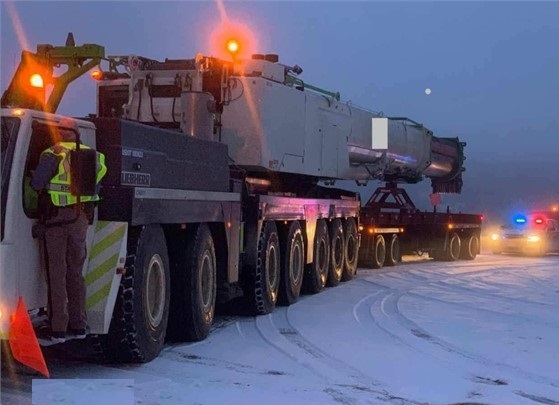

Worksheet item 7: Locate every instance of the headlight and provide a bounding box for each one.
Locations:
[491,233,500,241]
[527,235,541,243]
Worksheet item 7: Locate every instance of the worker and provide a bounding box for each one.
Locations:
[31,118,107,344]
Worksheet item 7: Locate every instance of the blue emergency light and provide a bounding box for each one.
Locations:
[513,214,527,224]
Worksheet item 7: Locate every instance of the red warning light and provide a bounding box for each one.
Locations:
[534,217,544,224]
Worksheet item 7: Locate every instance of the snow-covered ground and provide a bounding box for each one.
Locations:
[2,254,558,405]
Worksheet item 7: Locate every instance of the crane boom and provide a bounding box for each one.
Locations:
[94,53,466,193]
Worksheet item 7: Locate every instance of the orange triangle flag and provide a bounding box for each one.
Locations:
[9,297,50,378]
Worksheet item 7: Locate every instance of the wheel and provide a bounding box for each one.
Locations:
[248,221,280,315]
[446,232,461,261]
[328,219,344,287]
[384,234,401,267]
[360,233,386,269]
[371,235,386,269]
[103,224,171,363]
[304,219,330,294]
[167,224,216,342]
[459,234,479,260]
[342,217,359,281]
[278,221,305,306]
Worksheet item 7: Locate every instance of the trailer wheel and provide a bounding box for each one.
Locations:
[278,221,305,306]
[384,234,401,267]
[168,224,216,342]
[459,234,479,260]
[342,218,359,281]
[360,233,386,269]
[304,219,330,294]
[446,233,461,261]
[249,221,280,315]
[328,219,344,287]
[103,224,170,363]
[371,235,386,269]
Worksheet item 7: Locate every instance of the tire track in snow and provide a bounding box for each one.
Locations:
[273,307,377,385]
[249,309,358,383]
[406,288,558,329]
[360,262,524,291]
[433,278,552,308]
[158,347,284,377]
[355,276,559,389]
[244,307,427,405]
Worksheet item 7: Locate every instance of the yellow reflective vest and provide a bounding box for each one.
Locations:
[42,142,107,207]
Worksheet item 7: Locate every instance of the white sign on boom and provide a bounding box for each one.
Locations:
[371,117,388,150]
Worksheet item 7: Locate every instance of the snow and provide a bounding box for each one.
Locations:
[2,254,559,405]
[32,379,134,405]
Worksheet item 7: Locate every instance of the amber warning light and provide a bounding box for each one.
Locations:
[209,21,257,60]
[226,39,240,55]
[90,70,103,81]
[29,74,44,88]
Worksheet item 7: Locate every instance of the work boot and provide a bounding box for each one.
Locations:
[37,330,66,346]
[68,328,87,339]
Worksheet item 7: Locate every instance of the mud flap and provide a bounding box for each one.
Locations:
[84,221,128,334]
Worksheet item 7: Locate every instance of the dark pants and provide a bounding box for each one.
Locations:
[44,207,89,333]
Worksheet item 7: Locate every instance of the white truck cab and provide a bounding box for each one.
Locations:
[0,108,125,339]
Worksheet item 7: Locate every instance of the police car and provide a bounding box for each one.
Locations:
[491,214,559,256]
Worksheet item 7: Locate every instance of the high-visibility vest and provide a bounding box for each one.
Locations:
[42,142,107,207]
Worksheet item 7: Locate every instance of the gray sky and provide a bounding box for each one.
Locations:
[1,1,558,223]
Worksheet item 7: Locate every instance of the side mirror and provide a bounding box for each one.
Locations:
[70,148,97,196]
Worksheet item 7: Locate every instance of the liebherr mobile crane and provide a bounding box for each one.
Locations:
[0,34,481,366]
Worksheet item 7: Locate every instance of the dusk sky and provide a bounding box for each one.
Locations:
[1,1,558,222]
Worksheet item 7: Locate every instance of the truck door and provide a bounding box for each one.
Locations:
[16,119,100,312]
[2,117,51,312]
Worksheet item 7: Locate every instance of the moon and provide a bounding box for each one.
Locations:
[425,88,432,95]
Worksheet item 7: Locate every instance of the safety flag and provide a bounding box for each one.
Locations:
[429,193,442,207]
[9,297,50,378]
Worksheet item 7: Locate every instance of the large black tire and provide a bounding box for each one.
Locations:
[384,234,401,267]
[247,221,280,315]
[103,224,170,363]
[446,233,461,261]
[304,219,330,294]
[459,234,479,260]
[433,233,461,262]
[361,234,386,269]
[342,218,359,281]
[328,219,344,287]
[278,221,305,306]
[370,235,386,269]
[167,224,216,342]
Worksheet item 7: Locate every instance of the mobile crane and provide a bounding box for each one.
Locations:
[0,33,481,367]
